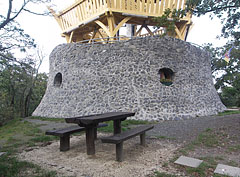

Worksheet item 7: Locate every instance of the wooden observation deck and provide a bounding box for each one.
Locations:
[49,0,192,43]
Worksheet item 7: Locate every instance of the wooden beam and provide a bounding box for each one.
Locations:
[135,25,144,36]
[175,25,184,40]
[112,17,132,36]
[88,30,97,43]
[96,29,107,44]
[107,15,115,37]
[144,25,154,36]
[95,20,111,37]
[68,31,75,43]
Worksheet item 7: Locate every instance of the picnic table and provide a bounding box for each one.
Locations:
[65,112,135,155]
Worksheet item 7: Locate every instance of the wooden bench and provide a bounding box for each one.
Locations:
[101,124,154,162]
[46,123,107,151]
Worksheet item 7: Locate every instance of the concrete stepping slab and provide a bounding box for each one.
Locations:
[0,152,6,157]
[214,164,240,177]
[174,156,203,168]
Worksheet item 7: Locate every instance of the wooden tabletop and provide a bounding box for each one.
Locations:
[65,112,135,125]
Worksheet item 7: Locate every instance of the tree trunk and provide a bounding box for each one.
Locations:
[24,88,32,117]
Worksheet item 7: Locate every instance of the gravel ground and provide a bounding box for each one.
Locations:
[19,134,183,177]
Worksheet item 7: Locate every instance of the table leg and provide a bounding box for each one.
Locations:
[86,127,95,155]
[113,119,121,135]
[140,133,146,146]
[116,142,123,162]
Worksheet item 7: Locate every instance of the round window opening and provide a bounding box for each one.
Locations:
[54,72,62,87]
[159,68,174,86]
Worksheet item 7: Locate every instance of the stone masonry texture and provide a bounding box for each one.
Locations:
[33,36,226,121]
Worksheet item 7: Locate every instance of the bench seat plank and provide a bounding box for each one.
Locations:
[46,126,85,137]
[46,123,108,137]
[101,125,154,144]
[101,124,154,161]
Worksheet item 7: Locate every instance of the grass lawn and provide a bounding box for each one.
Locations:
[218,109,240,116]
[0,118,59,177]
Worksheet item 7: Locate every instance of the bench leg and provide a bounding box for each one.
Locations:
[94,128,97,140]
[116,142,123,162]
[140,133,146,146]
[60,135,70,151]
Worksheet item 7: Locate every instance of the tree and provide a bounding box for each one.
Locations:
[29,72,48,114]
[186,0,240,38]
[0,0,52,54]
[0,0,51,30]
[0,49,48,125]
[220,74,240,107]
[187,0,240,107]
[0,0,52,123]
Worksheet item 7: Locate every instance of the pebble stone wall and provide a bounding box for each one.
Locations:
[33,36,226,121]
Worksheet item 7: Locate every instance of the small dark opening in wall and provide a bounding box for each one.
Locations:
[54,72,62,87]
[159,68,174,86]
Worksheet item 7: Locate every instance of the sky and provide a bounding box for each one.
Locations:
[2,1,227,73]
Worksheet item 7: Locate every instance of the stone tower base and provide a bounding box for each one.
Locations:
[33,36,226,121]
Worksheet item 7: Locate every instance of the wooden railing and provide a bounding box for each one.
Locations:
[57,0,188,33]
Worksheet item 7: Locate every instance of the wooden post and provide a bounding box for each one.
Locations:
[60,135,70,151]
[94,127,97,140]
[140,133,146,146]
[113,119,121,135]
[116,142,123,162]
[86,127,95,155]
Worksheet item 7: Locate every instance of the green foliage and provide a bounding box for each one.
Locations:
[30,116,65,122]
[218,110,240,116]
[186,0,240,38]
[98,121,128,133]
[153,171,177,177]
[154,8,186,36]
[0,0,51,124]
[0,118,58,177]
[29,73,48,114]
[227,144,240,152]
[177,128,220,155]
[0,55,48,124]
[196,128,219,147]
[0,19,36,53]
[0,118,42,149]
[155,135,176,140]
[0,154,57,177]
[203,43,240,107]
[0,154,34,177]
[185,1,240,106]
[98,119,152,133]
[121,119,151,126]
[220,87,239,107]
